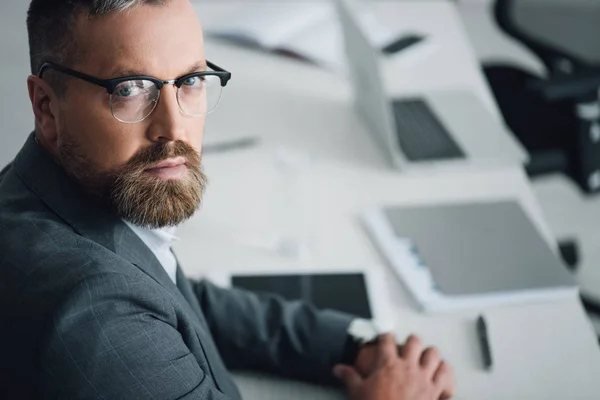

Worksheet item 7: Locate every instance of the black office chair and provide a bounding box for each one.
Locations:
[484,0,600,194]
[484,0,600,317]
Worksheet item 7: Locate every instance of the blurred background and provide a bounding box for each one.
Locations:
[2,1,600,396]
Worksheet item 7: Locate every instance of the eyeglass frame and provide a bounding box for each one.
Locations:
[36,60,232,122]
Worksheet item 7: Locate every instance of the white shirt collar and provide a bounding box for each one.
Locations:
[124,221,179,284]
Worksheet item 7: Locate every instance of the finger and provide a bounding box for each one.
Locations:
[439,364,456,400]
[375,333,398,365]
[401,335,423,364]
[333,364,362,391]
[420,347,442,378]
[433,361,455,399]
[439,380,456,400]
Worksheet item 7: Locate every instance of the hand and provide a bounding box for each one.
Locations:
[354,341,380,377]
[354,335,454,399]
[334,334,455,400]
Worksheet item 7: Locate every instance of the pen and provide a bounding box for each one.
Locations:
[477,314,493,370]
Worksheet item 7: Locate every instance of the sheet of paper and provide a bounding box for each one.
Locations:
[268,3,397,74]
[281,4,396,74]
[283,17,346,73]
[204,3,331,49]
[201,2,397,74]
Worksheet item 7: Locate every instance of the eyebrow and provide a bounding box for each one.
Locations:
[108,61,208,79]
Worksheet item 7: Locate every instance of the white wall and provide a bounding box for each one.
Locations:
[0,1,34,167]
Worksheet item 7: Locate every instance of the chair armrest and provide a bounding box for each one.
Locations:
[529,66,600,102]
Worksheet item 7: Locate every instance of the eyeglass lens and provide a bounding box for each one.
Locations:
[110,74,223,123]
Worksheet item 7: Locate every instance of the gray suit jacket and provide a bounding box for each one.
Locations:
[0,134,354,399]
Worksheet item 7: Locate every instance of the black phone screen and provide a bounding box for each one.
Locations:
[231,273,372,319]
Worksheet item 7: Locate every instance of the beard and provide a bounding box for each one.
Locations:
[57,134,206,229]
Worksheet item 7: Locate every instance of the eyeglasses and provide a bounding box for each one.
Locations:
[37,61,231,123]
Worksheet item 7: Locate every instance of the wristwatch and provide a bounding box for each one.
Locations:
[341,319,381,364]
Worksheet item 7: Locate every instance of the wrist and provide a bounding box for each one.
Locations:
[341,319,380,364]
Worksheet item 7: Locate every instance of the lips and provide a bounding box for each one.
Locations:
[145,157,186,171]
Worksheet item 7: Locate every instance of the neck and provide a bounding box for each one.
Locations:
[34,130,60,163]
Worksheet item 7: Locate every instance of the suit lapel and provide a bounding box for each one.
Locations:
[13,133,179,301]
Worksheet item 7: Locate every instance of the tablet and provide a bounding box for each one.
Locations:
[232,273,372,318]
[206,267,392,322]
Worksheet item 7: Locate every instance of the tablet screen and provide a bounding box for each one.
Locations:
[231,273,372,319]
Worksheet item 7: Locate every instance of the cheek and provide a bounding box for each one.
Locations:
[188,117,205,152]
[62,99,147,171]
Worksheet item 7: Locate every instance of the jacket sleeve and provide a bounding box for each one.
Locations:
[191,279,354,384]
[40,272,233,400]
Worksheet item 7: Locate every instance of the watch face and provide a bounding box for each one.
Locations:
[348,319,379,343]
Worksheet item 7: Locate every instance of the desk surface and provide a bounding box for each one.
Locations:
[175,2,600,399]
[176,151,600,399]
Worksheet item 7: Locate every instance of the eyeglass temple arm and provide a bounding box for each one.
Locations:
[37,62,111,90]
[207,60,231,87]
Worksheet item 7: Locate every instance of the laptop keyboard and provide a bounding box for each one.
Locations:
[391,99,465,162]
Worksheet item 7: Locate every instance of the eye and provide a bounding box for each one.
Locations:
[116,86,136,97]
[182,76,203,87]
[114,80,153,98]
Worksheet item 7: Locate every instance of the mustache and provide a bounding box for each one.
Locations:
[125,141,201,171]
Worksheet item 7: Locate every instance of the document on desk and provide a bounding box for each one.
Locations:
[233,372,344,400]
[200,2,397,73]
[362,200,577,313]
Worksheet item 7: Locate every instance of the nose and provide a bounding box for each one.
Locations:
[146,84,188,144]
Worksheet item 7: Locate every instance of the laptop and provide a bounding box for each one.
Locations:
[335,0,528,169]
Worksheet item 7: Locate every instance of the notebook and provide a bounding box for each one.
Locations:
[199,2,397,73]
[362,200,577,313]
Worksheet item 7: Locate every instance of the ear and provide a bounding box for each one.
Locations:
[27,75,60,146]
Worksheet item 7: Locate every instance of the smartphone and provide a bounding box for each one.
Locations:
[381,34,426,56]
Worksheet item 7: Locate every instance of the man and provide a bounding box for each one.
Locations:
[0,0,455,399]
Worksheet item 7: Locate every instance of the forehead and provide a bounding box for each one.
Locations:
[72,0,204,80]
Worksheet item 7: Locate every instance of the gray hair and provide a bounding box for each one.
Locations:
[27,0,168,93]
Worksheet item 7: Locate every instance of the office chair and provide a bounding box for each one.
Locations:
[484,0,600,318]
[484,0,600,195]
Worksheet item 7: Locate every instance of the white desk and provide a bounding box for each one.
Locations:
[177,155,600,399]
[173,2,600,399]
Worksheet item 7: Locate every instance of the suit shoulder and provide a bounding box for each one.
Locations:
[0,211,139,305]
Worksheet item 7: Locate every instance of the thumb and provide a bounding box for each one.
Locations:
[333,364,362,389]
